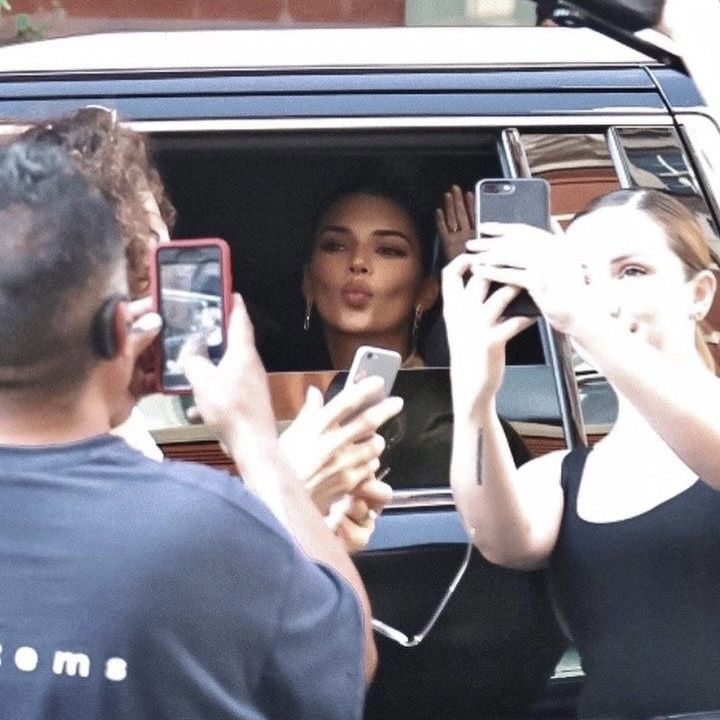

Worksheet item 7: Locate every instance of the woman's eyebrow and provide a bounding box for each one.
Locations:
[374,229,412,244]
[610,253,641,265]
[318,224,350,234]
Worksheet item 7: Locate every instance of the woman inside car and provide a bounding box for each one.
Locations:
[446,188,720,719]
[296,181,565,720]
[300,182,440,370]
[297,180,533,482]
[22,108,399,553]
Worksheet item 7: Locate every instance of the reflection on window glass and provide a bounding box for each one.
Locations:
[520,132,620,223]
[519,131,621,435]
[611,127,699,195]
[610,127,720,258]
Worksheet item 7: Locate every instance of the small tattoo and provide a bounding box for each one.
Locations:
[475,430,484,486]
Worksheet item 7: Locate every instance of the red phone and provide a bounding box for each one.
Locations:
[150,238,232,394]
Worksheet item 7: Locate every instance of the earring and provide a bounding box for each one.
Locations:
[691,308,705,322]
[303,300,312,332]
[412,305,423,343]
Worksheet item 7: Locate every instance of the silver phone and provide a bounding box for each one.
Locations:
[345,345,402,395]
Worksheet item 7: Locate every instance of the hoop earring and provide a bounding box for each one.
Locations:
[303,300,312,332]
[412,305,423,344]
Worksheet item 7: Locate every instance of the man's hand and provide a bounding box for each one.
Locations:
[183,294,278,474]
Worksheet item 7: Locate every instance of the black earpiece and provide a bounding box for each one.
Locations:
[91,294,127,359]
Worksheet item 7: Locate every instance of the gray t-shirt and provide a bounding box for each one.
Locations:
[0,435,364,720]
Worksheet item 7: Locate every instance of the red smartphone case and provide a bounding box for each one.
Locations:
[149,237,233,395]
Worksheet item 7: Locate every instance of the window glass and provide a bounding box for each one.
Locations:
[521,131,620,224]
[136,127,557,487]
[520,130,623,440]
[610,126,720,258]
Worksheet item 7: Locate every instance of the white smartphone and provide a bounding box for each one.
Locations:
[344,345,402,396]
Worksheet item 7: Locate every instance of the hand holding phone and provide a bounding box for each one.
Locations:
[151,238,232,393]
[474,178,551,317]
[344,345,401,397]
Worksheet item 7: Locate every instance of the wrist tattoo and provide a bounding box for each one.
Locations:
[475,429,484,486]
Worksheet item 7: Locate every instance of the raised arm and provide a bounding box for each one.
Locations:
[566,316,720,488]
[443,254,564,569]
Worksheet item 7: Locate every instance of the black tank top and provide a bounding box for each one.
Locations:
[549,447,720,719]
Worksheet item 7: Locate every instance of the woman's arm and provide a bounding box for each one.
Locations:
[443,255,565,569]
[572,317,720,488]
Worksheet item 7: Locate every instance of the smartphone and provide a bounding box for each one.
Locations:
[345,345,402,395]
[151,238,232,394]
[475,178,551,318]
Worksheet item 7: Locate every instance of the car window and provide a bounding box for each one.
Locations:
[516,127,720,449]
[134,126,556,488]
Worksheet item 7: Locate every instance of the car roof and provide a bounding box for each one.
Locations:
[0,26,654,75]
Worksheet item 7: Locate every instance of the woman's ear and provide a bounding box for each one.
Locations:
[417,275,440,311]
[691,269,717,320]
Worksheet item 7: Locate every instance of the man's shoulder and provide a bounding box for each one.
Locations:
[1,435,291,551]
[122,442,291,541]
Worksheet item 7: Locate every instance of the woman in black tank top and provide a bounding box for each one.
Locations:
[443,188,720,718]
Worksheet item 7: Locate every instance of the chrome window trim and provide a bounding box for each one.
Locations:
[677,112,720,231]
[0,115,676,137]
[134,115,675,133]
[606,127,634,188]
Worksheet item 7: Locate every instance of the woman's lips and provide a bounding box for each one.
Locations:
[342,283,373,309]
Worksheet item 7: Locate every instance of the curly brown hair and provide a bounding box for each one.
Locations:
[22,107,176,298]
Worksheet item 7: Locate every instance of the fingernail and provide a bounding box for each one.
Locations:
[130,312,163,333]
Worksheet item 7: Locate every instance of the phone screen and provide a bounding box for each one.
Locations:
[157,244,226,391]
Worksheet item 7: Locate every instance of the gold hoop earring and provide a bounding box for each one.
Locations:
[303,300,312,332]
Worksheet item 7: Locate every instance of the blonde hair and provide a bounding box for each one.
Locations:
[574,189,716,371]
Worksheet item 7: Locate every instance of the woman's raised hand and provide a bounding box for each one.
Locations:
[435,185,476,262]
[442,252,534,425]
[466,221,595,337]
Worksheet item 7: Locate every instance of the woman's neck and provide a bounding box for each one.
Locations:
[323,327,412,370]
